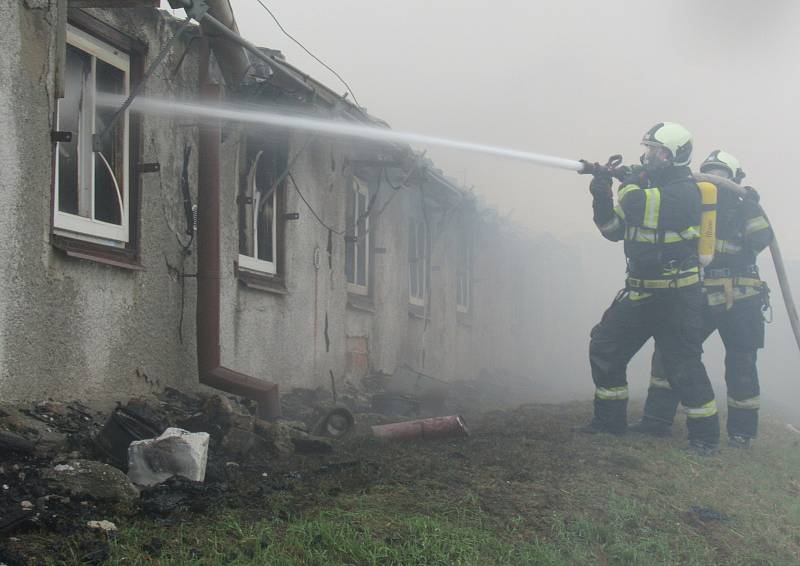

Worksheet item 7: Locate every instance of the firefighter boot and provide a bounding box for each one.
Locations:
[575,399,627,435]
[629,417,671,437]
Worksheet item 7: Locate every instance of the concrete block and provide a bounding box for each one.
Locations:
[127,428,209,487]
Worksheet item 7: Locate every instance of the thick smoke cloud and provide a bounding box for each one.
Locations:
[189,0,799,413]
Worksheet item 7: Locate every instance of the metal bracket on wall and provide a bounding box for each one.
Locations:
[138,163,161,173]
[51,131,72,143]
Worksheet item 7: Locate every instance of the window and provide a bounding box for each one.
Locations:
[54,24,130,244]
[238,136,285,276]
[409,217,429,306]
[345,178,370,295]
[456,233,472,313]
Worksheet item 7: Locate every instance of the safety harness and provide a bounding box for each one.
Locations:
[704,267,767,310]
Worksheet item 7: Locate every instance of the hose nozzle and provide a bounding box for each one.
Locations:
[578,154,628,180]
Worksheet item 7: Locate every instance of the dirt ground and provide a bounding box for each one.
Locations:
[2,384,800,565]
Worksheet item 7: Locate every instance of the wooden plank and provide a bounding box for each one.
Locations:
[68,0,160,8]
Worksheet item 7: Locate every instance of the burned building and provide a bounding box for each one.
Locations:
[0,0,563,414]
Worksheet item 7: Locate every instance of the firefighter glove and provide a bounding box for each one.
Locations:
[589,175,613,198]
[622,165,649,188]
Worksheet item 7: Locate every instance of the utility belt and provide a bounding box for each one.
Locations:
[627,271,700,290]
[625,259,701,295]
[703,265,767,310]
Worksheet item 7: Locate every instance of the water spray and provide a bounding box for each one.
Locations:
[97,94,583,172]
[99,92,799,357]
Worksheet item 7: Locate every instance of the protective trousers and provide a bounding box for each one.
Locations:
[645,297,764,438]
[590,285,720,444]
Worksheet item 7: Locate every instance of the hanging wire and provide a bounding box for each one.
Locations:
[96,16,195,148]
[288,171,343,235]
[354,165,414,239]
[251,0,360,107]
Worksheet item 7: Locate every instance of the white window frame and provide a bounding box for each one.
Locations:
[347,178,370,296]
[237,150,278,275]
[54,25,130,243]
[409,217,428,307]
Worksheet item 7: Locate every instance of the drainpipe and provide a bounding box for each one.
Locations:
[198,0,250,88]
[196,37,281,419]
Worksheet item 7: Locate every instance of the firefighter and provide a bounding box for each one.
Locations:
[631,150,773,448]
[578,122,720,453]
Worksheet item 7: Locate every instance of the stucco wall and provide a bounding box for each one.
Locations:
[0,3,565,407]
[0,5,201,405]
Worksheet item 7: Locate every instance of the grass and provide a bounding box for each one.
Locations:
[18,405,800,565]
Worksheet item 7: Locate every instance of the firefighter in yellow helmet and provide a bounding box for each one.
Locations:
[631,150,774,448]
[578,123,720,454]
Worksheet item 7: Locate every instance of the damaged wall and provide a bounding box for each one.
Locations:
[0,2,564,407]
[0,4,201,404]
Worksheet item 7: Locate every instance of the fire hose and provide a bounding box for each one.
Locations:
[577,158,800,356]
[694,173,800,355]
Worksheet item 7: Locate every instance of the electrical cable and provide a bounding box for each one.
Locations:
[287,171,343,235]
[250,0,360,107]
[171,35,201,80]
[353,164,413,240]
[96,16,195,148]
[261,134,317,203]
[382,165,404,191]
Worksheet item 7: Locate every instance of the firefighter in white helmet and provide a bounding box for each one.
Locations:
[578,123,721,454]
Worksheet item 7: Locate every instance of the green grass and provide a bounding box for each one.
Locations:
[20,406,800,565]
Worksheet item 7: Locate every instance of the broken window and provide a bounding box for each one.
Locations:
[409,217,429,306]
[238,135,285,276]
[345,178,370,295]
[54,25,129,243]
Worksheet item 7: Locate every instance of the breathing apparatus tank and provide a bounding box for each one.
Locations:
[696,181,718,266]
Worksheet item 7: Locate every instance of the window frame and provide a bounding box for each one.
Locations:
[237,149,279,276]
[408,216,429,307]
[346,176,371,297]
[53,23,131,244]
[455,228,472,314]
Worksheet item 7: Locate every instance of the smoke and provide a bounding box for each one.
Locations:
[177,0,800,414]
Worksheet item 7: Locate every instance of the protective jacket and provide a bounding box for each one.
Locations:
[643,183,774,440]
[593,165,702,284]
[587,165,719,445]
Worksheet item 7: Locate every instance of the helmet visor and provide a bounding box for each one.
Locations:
[700,164,733,180]
[641,143,672,169]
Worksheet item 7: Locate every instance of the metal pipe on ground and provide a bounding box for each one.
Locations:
[371,415,469,441]
[196,42,280,420]
[694,172,800,357]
